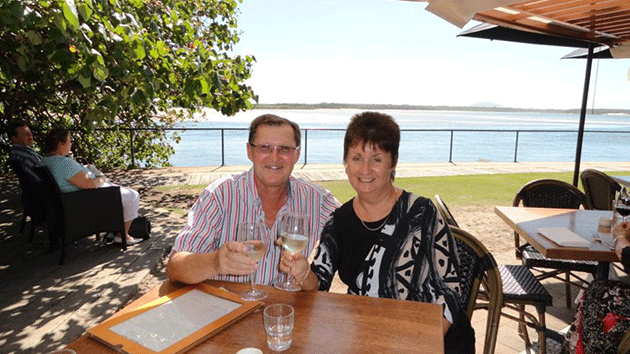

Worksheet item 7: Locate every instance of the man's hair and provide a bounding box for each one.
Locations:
[43,128,70,154]
[248,114,301,147]
[343,111,400,166]
[7,120,28,139]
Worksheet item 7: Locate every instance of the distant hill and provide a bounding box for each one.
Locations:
[254,102,630,115]
[471,101,504,108]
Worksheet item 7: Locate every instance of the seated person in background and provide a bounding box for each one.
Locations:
[167,114,339,285]
[562,222,630,354]
[279,112,475,354]
[41,128,142,245]
[8,120,42,179]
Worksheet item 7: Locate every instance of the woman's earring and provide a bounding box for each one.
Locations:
[390,170,396,179]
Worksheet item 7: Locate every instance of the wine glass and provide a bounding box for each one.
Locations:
[615,187,630,223]
[273,213,310,291]
[237,223,267,301]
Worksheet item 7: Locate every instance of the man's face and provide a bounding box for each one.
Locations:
[11,126,34,147]
[247,124,300,190]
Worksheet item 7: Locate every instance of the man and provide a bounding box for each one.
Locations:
[7,121,42,179]
[167,114,339,285]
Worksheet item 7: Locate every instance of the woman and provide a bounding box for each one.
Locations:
[279,112,475,353]
[562,222,630,354]
[41,128,142,245]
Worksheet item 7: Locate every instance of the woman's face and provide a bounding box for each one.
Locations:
[59,134,72,155]
[345,142,395,197]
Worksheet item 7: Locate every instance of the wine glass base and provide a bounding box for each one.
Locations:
[240,290,267,301]
[273,280,301,292]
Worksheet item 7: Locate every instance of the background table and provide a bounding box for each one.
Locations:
[495,206,617,279]
[66,280,445,354]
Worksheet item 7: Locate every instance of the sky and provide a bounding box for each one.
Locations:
[231,0,630,110]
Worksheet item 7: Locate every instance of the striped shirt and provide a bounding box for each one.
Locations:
[171,168,340,285]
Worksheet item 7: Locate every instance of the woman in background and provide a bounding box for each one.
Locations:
[562,222,630,353]
[279,112,475,354]
[41,128,142,245]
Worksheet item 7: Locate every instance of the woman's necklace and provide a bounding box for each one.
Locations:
[360,216,388,232]
[356,186,399,232]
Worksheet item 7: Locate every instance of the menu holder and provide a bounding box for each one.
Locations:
[538,227,591,248]
[88,283,263,354]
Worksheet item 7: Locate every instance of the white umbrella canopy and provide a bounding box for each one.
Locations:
[410,0,525,28]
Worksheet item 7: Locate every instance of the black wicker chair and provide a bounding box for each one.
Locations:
[33,165,127,264]
[580,169,621,211]
[437,196,554,354]
[451,226,502,354]
[8,160,49,243]
[513,179,597,308]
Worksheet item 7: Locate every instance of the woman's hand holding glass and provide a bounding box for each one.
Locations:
[273,213,310,291]
[278,247,310,285]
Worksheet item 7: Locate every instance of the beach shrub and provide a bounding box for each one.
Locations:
[0,0,256,169]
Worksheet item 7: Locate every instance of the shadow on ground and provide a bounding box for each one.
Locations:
[0,173,186,354]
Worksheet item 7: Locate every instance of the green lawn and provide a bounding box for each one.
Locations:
[319,172,580,206]
[161,170,630,209]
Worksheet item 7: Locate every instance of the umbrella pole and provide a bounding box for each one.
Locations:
[572,43,594,187]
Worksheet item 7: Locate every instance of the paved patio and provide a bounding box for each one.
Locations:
[1,161,629,354]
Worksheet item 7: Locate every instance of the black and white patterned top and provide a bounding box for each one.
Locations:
[311,191,462,324]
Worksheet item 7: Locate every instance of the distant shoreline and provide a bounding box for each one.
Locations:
[252,103,630,115]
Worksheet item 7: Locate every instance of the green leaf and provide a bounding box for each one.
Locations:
[132,37,146,60]
[18,56,27,71]
[91,49,105,65]
[26,30,42,45]
[53,12,68,34]
[78,74,91,88]
[62,0,80,31]
[77,2,93,21]
[93,65,109,81]
[199,77,209,94]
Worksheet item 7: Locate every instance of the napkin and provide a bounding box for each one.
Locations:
[538,227,591,248]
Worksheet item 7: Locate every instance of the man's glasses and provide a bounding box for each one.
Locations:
[249,142,299,156]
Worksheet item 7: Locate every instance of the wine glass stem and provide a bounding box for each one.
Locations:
[287,253,296,285]
[250,268,256,292]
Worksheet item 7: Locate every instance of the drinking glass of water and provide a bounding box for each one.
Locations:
[273,213,309,291]
[263,304,294,352]
[237,223,267,301]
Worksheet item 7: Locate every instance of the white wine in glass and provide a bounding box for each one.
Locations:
[237,223,267,301]
[274,213,310,291]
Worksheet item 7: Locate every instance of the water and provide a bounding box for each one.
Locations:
[265,324,292,352]
[167,109,630,166]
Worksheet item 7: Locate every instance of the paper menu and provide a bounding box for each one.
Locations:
[88,284,263,354]
[538,227,591,248]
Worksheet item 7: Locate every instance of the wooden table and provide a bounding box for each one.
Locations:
[65,280,445,354]
[495,206,617,279]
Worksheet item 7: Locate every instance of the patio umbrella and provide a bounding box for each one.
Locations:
[458,23,603,186]
[404,0,630,186]
[563,45,630,60]
[458,23,595,48]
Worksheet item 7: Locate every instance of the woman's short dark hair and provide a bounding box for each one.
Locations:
[343,111,400,165]
[248,114,301,147]
[43,128,70,154]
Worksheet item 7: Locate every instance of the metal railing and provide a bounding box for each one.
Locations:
[117,127,628,167]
